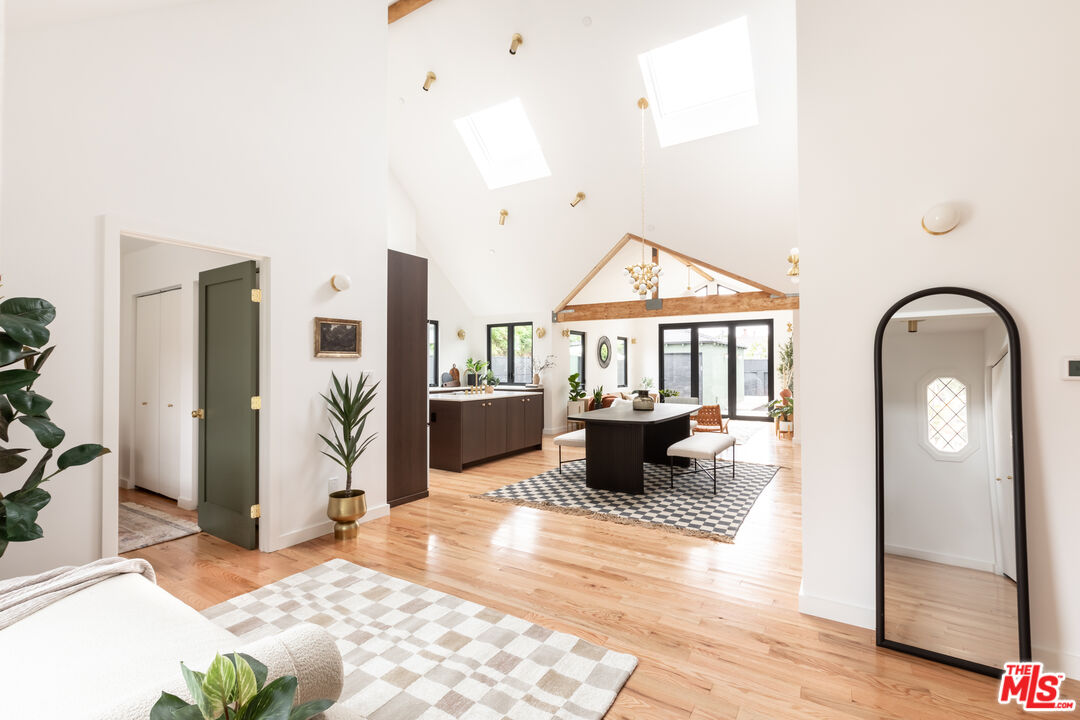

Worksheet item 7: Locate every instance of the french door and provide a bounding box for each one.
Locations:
[659,320,774,421]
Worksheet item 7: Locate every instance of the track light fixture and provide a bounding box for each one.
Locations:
[499,209,508,225]
[509,33,524,55]
[570,192,586,208]
[422,71,436,92]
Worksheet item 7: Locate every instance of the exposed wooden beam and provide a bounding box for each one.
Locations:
[629,234,788,297]
[689,263,715,283]
[388,0,436,23]
[553,234,634,315]
[555,292,799,323]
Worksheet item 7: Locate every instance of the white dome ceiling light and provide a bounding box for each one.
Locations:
[922,204,959,235]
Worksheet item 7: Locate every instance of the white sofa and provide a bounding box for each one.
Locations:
[0,571,350,719]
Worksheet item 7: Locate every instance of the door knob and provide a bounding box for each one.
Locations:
[995,477,1002,482]
[141,402,148,406]
[192,409,205,419]
[167,403,174,408]
[1007,475,1013,480]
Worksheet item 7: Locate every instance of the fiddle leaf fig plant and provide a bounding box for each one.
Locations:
[567,373,586,402]
[150,652,334,720]
[0,289,110,559]
[319,372,378,495]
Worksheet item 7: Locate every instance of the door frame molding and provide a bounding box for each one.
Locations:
[100,215,274,555]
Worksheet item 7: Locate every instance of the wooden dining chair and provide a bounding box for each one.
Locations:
[693,404,729,434]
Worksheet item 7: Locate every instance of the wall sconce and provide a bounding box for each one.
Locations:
[499,209,508,225]
[570,192,586,208]
[631,338,637,344]
[422,71,437,92]
[330,274,352,292]
[922,204,959,235]
[561,329,570,338]
[536,327,547,338]
[786,247,800,284]
[509,33,524,55]
[456,329,466,340]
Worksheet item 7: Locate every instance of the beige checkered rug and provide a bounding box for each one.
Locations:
[201,559,637,719]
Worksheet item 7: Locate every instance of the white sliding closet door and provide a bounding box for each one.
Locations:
[157,290,182,500]
[133,289,182,500]
[134,294,161,494]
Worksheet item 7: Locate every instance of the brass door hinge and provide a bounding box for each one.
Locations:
[250,504,261,519]
[191,409,205,419]
[251,289,262,303]
[251,396,262,410]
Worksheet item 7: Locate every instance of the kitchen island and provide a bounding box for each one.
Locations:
[429,390,544,471]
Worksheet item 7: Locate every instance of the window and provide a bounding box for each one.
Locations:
[568,331,585,387]
[427,320,439,386]
[487,322,533,384]
[616,337,628,388]
[454,98,551,189]
[926,377,969,452]
[638,16,758,147]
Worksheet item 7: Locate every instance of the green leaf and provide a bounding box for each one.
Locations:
[1,498,40,541]
[7,487,50,512]
[0,369,39,395]
[20,449,53,492]
[235,676,296,720]
[179,664,211,720]
[16,416,65,449]
[202,654,236,719]
[31,346,54,374]
[57,443,110,470]
[7,390,52,416]
[0,298,56,326]
[0,334,37,368]
[288,699,335,720]
[151,692,193,720]
[0,447,29,474]
[0,315,49,348]
[234,653,268,691]
[0,538,8,559]
[173,706,206,720]
[233,653,259,707]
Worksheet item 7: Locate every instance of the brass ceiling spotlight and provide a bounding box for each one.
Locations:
[509,33,524,55]
[499,209,508,225]
[570,192,586,208]
[422,71,437,92]
[908,320,921,333]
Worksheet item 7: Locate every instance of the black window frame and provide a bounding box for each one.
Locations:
[427,320,439,387]
[658,318,774,422]
[568,330,586,388]
[486,321,533,385]
[616,336,629,388]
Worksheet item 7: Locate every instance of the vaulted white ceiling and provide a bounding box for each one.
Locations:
[389,0,797,316]
[5,0,204,29]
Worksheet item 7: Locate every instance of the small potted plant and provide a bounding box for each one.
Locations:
[567,372,587,420]
[484,370,500,393]
[658,388,679,403]
[319,372,378,539]
[590,385,604,410]
[768,396,795,437]
[532,354,556,386]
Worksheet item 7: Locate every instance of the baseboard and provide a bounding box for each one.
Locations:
[798,581,874,629]
[273,503,390,550]
[119,476,135,490]
[544,425,567,435]
[1034,644,1080,679]
[177,497,197,511]
[885,543,995,573]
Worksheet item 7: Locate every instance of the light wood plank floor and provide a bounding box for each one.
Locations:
[124,429,1074,719]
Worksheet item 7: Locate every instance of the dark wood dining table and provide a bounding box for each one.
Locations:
[567,402,701,494]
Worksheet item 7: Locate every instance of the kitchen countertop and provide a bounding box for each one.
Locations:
[430,390,544,403]
[430,386,543,394]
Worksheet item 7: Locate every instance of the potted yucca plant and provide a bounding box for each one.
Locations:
[319,372,377,540]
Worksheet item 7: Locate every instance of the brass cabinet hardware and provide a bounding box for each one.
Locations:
[192,409,205,419]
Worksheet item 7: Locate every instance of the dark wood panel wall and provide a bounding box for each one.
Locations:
[386,250,429,507]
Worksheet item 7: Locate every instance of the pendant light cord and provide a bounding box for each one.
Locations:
[640,104,646,266]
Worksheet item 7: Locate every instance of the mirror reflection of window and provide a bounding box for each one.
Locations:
[926,376,968,452]
[569,331,585,386]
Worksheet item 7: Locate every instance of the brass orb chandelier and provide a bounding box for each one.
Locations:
[623,97,662,298]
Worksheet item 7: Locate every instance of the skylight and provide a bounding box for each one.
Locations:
[638,17,758,147]
[454,98,551,190]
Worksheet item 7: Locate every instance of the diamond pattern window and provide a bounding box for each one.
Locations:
[926,377,969,452]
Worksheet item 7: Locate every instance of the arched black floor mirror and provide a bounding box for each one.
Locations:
[874,287,1031,677]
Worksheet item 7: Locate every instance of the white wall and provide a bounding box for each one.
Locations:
[0,0,388,576]
[387,173,418,256]
[119,241,248,509]
[798,0,1080,674]
[882,327,996,571]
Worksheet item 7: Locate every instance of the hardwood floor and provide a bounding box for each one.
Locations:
[125,428,1074,719]
[119,486,197,523]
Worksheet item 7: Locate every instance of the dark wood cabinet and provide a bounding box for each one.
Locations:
[429,392,544,472]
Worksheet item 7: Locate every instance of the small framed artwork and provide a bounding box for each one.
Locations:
[314,317,362,358]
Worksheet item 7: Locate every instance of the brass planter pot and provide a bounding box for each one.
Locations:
[327,489,367,539]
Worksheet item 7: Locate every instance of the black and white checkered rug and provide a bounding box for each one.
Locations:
[476,459,781,543]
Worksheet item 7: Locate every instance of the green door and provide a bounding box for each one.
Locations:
[197,261,259,549]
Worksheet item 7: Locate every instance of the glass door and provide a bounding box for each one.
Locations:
[733,323,771,418]
[660,327,692,397]
[697,325,729,412]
